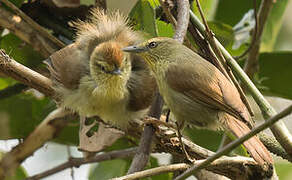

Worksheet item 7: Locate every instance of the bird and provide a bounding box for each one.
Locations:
[45,9,156,130]
[122,37,273,166]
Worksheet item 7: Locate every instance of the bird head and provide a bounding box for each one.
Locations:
[122,37,179,70]
[90,41,131,82]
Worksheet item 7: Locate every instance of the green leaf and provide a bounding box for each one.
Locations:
[191,0,218,20]
[258,52,292,100]
[184,127,222,152]
[6,166,27,180]
[156,20,174,37]
[0,78,17,90]
[129,0,158,37]
[261,0,289,51]
[0,34,43,68]
[208,21,234,47]
[0,93,79,144]
[275,162,292,180]
[214,1,260,26]
[89,159,130,180]
[214,0,289,52]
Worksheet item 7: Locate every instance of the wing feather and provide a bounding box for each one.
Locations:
[44,43,89,90]
[165,59,251,127]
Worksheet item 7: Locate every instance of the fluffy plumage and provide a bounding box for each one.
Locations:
[45,9,156,129]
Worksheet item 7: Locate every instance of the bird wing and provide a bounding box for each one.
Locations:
[126,54,157,111]
[166,60,251,127]
[44,43,89,90]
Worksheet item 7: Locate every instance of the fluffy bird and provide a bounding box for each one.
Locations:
[123,37,273,166]
[45,9,156,130]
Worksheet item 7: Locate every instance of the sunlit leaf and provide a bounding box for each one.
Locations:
[191,0,218,20]
[129,0,158,37]
[0,34,43,67]
[261,0,289,51]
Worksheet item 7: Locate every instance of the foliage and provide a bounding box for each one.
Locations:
[0,0,291,179]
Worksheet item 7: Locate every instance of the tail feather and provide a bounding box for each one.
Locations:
[224,114,273,165]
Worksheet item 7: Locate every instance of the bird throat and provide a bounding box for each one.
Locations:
[91,74,128,101]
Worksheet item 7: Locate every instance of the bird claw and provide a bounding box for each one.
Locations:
[143,117,176,129]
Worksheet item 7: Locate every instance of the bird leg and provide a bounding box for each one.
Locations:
[143,116,176,130]
[175,122,195,163]
[165,109,171,123]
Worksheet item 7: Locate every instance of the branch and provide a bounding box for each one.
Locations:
[26,147,137,180]
[259,133,292,162]
[0,50,54,97]
[0,0,64,57]
[194,0,254,117]
[113,156,269,180]
[173,0,190,43]
[189,9,292,157]
[244,0,274,77]
[127,0,190,174]
[175,104,292,180]
[0,108,75,179]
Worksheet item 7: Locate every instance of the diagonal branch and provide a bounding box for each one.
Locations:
[194,0,254,117]
[0,50,54,97]
[0,0,64,57]
[189,8,292,157]
[0,108,75,179]
[114,156,269,180]
[175,104,292,180]
[244,0,274,77]
[26,147,138,180]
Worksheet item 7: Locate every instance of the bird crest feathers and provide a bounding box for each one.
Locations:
[99,42,124,67]
[74,8,142,56]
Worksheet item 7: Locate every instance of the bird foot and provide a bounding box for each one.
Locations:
[143,117,176,129]
[175,122,196,163]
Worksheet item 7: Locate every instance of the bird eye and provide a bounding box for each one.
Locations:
[100,66,106,71]
[148,42,158,49]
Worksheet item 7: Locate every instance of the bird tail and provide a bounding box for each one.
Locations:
[223,114,273,166]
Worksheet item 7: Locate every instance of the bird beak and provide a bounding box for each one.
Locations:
[122,45,148,53]
[111,68,122,75]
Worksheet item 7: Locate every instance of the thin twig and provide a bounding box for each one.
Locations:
[175,105,292,180]
[194,1,254,117]
[26,147,138,180]
[114,155,270,180]
[189,8,292,156]
[116,163,189,180]
[1,0,65,48]
[244,0,274,77]
[66,146,75,180]
[127,0,190,174]
[234,0,258,60]
[0,0,64,57]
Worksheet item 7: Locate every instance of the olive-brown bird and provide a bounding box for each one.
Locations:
[45,9,156,130]
[123,37,273,165]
